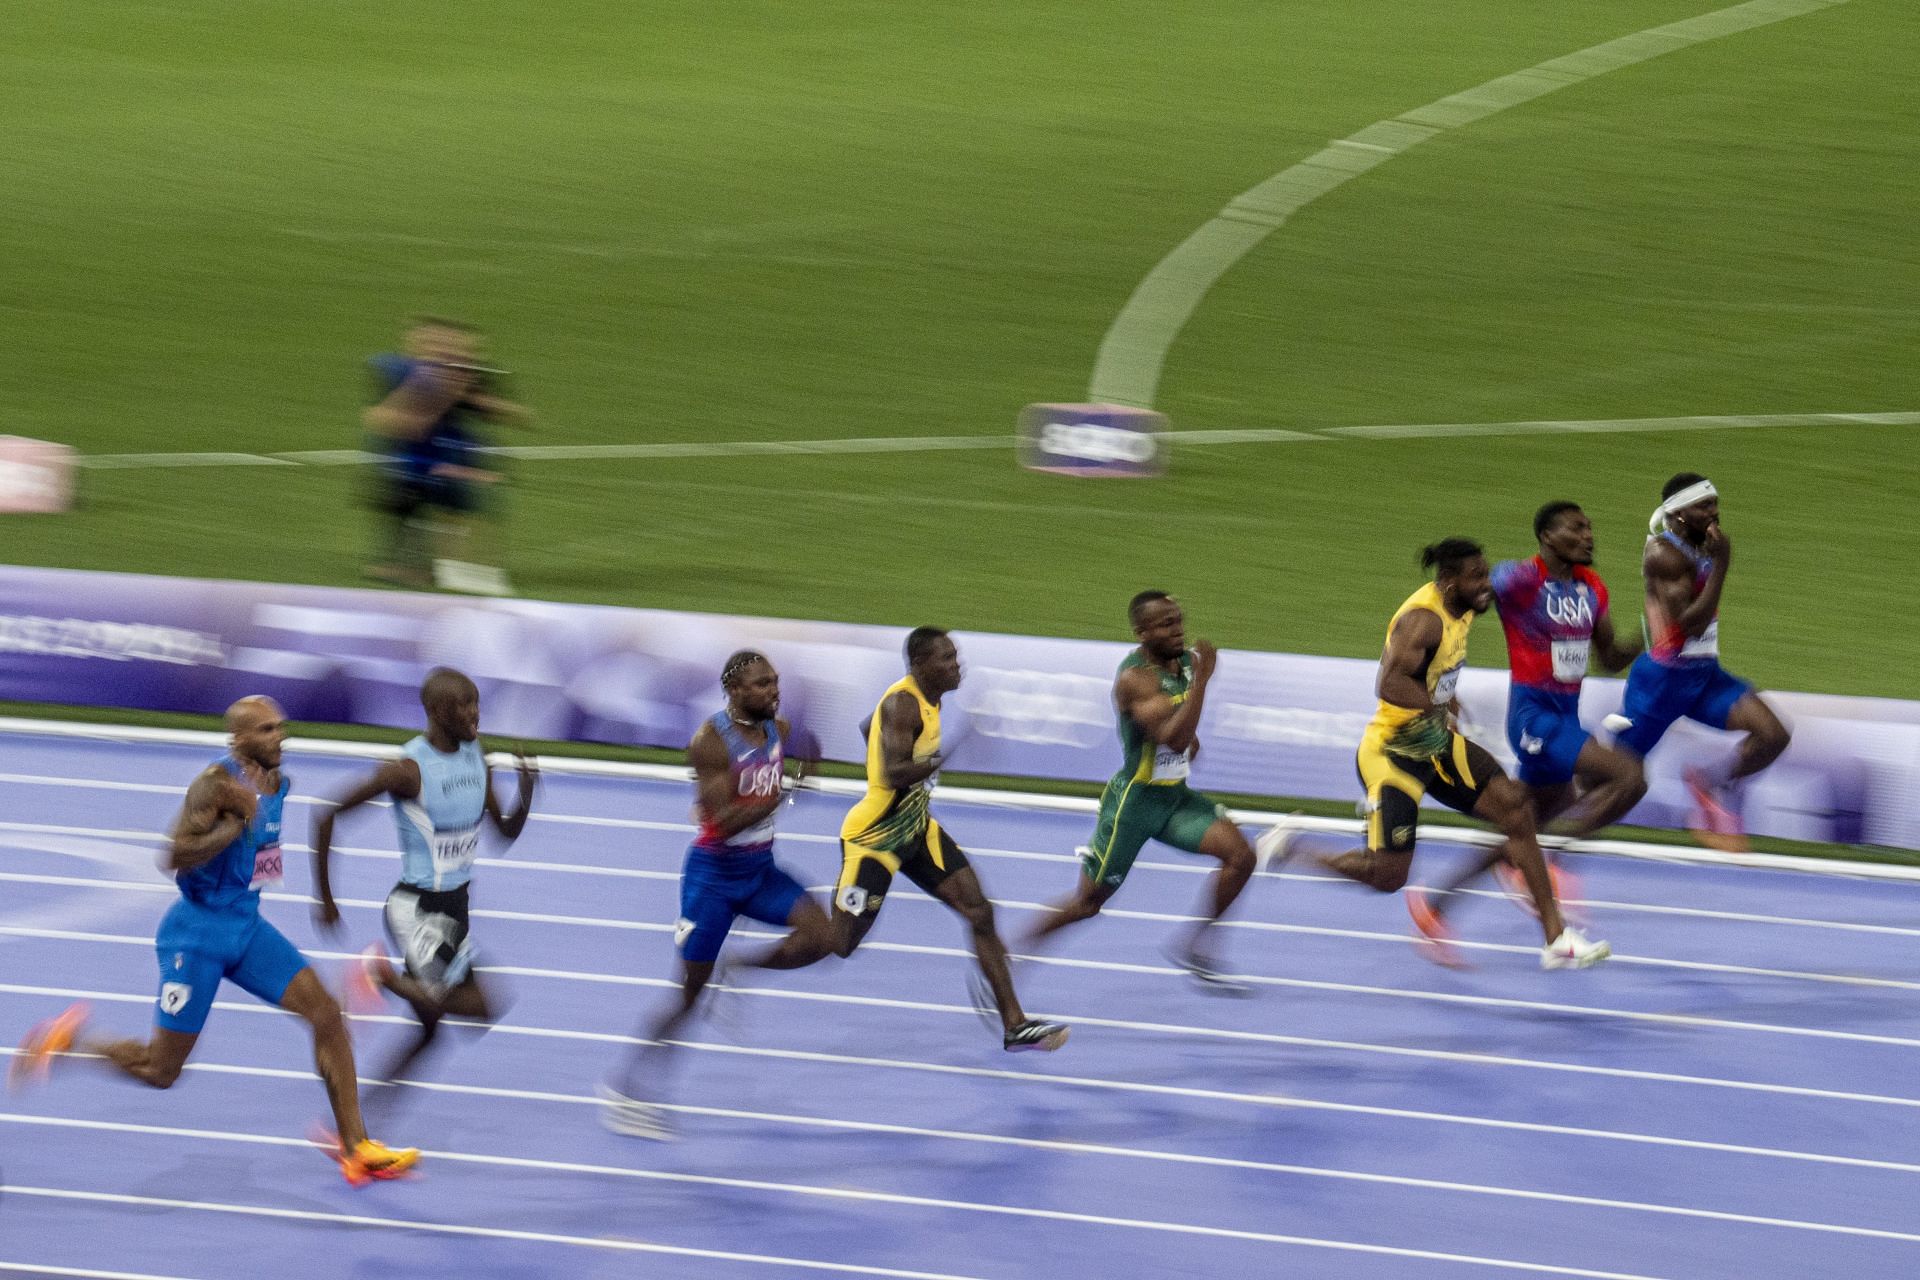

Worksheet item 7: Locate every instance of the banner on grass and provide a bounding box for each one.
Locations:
[0,566,1913,848]
[1016,404,1167,477]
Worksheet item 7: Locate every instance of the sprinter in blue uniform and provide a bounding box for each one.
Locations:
[600,650,837,1140]
[12,697,419,1185]
[1610,474,1791,850]
[311,668,536,1103]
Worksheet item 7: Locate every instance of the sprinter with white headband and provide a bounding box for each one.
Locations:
[1607,473,1790,849]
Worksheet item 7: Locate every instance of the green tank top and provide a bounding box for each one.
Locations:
[1115,649,1195,786]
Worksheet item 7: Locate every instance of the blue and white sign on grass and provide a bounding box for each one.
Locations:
[1017,403,1167,477]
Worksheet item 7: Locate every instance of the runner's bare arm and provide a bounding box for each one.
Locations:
[1117,640,1216,753]
[1375,610,1440,712]
[168,768,251,872]
[1592,607,1641,672]
[878,691,941,789]
[311,759,418,925]
[690,722,779,838]
[1646,532,1728,639]
[779,718,817,785]
[484,752,538,841]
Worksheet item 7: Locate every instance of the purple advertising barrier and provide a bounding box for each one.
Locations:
[1,566,1914,848]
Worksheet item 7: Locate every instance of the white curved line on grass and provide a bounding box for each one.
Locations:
[1087,0,1853,408]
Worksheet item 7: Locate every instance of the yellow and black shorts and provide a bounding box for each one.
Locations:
[835,818,970,920]
[1355,726,1501,854]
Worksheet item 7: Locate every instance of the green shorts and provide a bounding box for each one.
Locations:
[1080,778,1227,890]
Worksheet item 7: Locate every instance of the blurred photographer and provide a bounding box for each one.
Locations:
[363,317,531,595]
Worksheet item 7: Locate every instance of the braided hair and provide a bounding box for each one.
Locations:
[720,649,769,689]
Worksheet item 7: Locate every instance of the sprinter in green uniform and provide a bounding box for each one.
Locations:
[1026,591,1258,992]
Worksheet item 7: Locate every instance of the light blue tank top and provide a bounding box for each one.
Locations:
[393,736,488,891]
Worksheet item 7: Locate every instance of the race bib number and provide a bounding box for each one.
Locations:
[1431,665,1462,706]
[1551,639,1591,683]
[1149,743,1192,783]
[1681,620,1719,659]
[248,843,284,890]
[431,825,481,877]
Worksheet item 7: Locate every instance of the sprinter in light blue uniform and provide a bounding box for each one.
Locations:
[12,697,419,1185]
[312,668,536,1098]
[389,727,488,984]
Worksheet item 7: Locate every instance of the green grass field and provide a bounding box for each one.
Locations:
[3,1,1916,696]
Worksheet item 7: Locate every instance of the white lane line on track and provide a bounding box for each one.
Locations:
[0,772,185,796]
[1086,0,1856,408]
[11,907,1920,1058]
[0,1267,209,1280]
[11,1041,1919,1186]
[11,833,1920,965]
[8,810,1920,977]
[7,1043,1911,1179]
[0,1188,1694,1280]
[5,970,1918,1108]
[3,871,1920,1051]
[723,974,1920,1064]
[11,804,1918,959]
[854,888,1920,994]
[0,822,685,883]
[1527,896,1920,938]
[0,1187,990,1280]
[7,846,1919,1007]
[1,729,1910,883]
[6,1112,1916,1254]
[10,848,1920,1043]
[12,916,1920,1059]
[7,754,1917,900]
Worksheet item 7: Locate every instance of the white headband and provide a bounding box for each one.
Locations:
[1649,479,1717,534]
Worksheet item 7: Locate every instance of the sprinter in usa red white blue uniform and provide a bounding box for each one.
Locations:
[600,650,836,1138]
[1405,503,1642,961]
[1609,473,1791,850]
